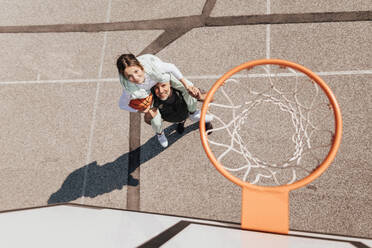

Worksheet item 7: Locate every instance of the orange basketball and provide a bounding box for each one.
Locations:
[129,93,153,111]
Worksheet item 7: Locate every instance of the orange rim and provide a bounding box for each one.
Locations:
[200,59,343,192]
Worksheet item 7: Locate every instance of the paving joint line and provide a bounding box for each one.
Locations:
[0,11,370,33]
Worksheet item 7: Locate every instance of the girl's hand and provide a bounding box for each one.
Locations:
[186,86,200,98]
[140,105,152,113]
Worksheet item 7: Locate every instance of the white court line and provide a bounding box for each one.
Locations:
[1,70,371,86]
[85,7,111,166]
[81,0,112,204]
[266,25,271,59]
[187,70,372,79]
[0,78,117,85]
[266,0,271,59]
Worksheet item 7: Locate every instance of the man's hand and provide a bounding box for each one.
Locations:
[147,107,158,117]
[144,107,158,125]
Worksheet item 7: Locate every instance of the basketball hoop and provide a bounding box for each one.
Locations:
[199,59,342,234]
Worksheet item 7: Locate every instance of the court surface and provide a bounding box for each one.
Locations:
[0,204,370,248]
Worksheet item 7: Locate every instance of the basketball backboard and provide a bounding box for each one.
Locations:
[0,204,370,248]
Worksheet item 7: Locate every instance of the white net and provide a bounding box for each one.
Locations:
[205,64,335,186]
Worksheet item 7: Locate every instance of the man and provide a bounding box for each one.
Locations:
[144,82,213,148]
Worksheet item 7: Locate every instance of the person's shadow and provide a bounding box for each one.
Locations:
[48,122,200,204]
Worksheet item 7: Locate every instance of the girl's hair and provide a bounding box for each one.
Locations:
[116,53,144,75]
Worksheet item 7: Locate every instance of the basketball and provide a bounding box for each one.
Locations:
[129,93,153,111]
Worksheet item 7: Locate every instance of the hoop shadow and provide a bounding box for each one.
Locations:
[48,122,199,204]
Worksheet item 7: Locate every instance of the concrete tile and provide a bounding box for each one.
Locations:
[82,188,127,209]
[101,30,164,79]
[210,0,267,16]
[327,75,371,163]
[110,0,205,22]
[0,167,74,211]
[315,158,372,197]
[290,191,372,237]
[272,0,372,14]
[0,0,110,26]
[270,22,372,72]
[158,25,267,76]
[0,33,104,81]
[0,83,96,171]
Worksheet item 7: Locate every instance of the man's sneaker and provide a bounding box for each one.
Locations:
[189,110,213,123]
[157,132,168,148]
[205,122,213,135]
[176,121,185,134]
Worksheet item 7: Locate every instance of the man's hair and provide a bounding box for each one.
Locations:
[116,54,144,75]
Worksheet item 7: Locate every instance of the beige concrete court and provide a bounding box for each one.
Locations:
[0,0,371,238]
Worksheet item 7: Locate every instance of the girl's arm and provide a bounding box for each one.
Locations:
[158,61,200,97]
